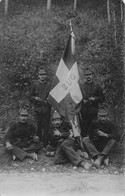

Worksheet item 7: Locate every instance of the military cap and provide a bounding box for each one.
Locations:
[84,67,93,75]
[19,108,29,115]
[98,108,108,116]
[52,111,61,120]
[38,67,47,74]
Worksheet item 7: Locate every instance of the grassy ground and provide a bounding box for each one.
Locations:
[0,141,124,174]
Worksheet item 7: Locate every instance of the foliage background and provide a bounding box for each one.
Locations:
[0,0,124,134]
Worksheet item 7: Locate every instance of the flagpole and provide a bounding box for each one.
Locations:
[69,19,73,32]
[123,0,125,141]
[123,1,125,76]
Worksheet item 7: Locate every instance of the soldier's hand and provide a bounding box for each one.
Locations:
[6,142,13,150]
[33,136,40,143]
[54,130,61,136]
[97,130,108,137]
[83,99,88,104]
[35,97,42,102]
[69,129,74,138]
[88,97,95,101]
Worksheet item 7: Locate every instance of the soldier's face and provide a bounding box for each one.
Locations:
[52,118,62,127]
[19,114,29,123]
[38,73,47,82]
[85,73,93,83]
[98,114,108,123]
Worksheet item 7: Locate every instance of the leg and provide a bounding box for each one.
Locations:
[42,115,50,148]
[37,118,43,142]
[23,142,43,153]
[80,116,88,137]
[11,147,28,161]
[60,139,83,166]
[54,144,69,165]
[93,139,116,169]
[101,139,116,157]
[83,137,100,159]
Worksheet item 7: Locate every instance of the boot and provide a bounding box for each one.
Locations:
[80,161,92,170]
[93,155,104,169]
[103,157,109,167]
[29,153,38,161]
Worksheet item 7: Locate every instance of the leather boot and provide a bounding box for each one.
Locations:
[93,155,104,169]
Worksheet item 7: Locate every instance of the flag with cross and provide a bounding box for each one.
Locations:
[48,24,82,122]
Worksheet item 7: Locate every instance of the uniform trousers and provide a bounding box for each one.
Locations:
[54,138,83,166]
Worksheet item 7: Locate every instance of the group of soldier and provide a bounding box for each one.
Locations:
[5,66,120,170]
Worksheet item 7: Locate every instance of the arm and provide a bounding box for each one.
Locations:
[5,124,16,150]
[106,122,120,141]
[88,121,99,139]
[88,84,105,104]
[29,82,42,103]
[29,123,40,142]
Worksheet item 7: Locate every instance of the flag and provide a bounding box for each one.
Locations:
[48,31,82,121]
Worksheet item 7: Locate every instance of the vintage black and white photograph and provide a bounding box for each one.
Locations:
[0,0,124,195]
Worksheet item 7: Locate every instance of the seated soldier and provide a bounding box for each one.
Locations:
[46,110,71,157]
[83,108,120,168]
[5,108,43,161]
[50,111,91,170]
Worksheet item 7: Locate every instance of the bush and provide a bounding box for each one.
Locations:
[0,0,123,130]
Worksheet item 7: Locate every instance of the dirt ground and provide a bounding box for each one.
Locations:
[0,171,124,196]
[0,142,124,196]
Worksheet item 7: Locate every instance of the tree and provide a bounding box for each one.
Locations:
[107,0,111,25]
[74,0,77,11]
[47,0,51,10]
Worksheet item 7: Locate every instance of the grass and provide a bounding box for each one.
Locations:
[0,141,124,174]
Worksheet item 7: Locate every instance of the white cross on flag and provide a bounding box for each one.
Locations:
[48,31,83,121]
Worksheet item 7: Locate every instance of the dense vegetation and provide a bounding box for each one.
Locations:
[0,0,124,133]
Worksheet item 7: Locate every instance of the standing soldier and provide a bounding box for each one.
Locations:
[80,68,105,137]
[29,67,51,148]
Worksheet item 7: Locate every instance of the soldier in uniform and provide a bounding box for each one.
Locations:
[29,67,51,148]
[80,68,105,137]
[83,109,120,168]
[50,111,91,170]
[5,108,42,161]
[46,110,71,156]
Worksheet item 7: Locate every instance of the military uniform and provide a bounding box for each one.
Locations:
[47,121,71,152]
[52,121,84,166]
[80,69,105,137]
[5,121,42,161]
[30,68,51,147]
[83,112,119,161]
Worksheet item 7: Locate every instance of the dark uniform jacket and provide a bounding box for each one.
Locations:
[5,121,37,147]
[80,81,105,115]
[88,119,120,143]
[29,80,51,114]
[48,122,71,147]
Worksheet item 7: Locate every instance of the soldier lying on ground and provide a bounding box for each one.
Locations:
[48,111,91,170]
[5,108,43,161]
[83,108,120,168]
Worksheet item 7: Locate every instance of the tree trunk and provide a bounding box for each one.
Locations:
[74,0,77,11]
[107,0,111,25]
[47,0,51,10]
[112,8,117,47]
[120,0,123,21]
[5,0,8,15]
